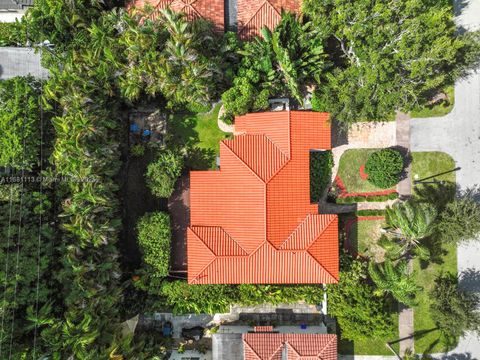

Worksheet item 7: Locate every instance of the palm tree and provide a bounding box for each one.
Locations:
[382,200,437,260]
[368,260,421,306]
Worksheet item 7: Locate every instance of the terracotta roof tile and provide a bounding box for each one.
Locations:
[238,0,302,40]
[128,0,225,31]
[243,333,337,360]
[188,111,338,284]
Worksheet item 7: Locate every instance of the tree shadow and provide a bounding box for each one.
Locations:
[414,182,458,212]
[440,353,477,360]
[459,268,480,292]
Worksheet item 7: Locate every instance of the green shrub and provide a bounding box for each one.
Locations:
[130,144,145,157]
[137,212,172,278]
[436,197,480,244]
[327,253,396,341]
[0,77,43,170]
[221,77,270,117]
[365,149,404,189]
[146,150,183,198]
[0,22,25,47]
[310,150,334,203]
[152,281,325,315]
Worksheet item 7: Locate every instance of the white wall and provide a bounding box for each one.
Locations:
[0,11,25,23]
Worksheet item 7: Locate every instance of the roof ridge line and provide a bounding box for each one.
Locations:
[243,339,264,360]
[305,217,339,282]
[318,334,337,356]
[188,226,216,257]
[277,214,312,249]
[239,0,278,36]
[188,228,218,283]
[305,214,337,251]
[190,225,249,256]
[221,140,267,184]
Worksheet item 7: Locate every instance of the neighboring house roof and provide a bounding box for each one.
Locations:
[0,0,33,10]
[187,111,339,284]
[237,0,301,39]
[128,0,225,31]
[243,333,337,360]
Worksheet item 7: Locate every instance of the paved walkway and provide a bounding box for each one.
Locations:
[411,0,480,357]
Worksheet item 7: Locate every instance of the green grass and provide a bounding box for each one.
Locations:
[410,86,454,118]
[411,151,457,190]
[338,311,399,355]
[337,149,394,193]
[168,104,227,169]
[411,151,458,353]
[350,219,385,255]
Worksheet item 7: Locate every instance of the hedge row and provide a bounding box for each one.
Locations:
[336,192,399,204]
[355,209,387,216]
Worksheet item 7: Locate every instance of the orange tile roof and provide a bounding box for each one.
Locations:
[237,0,302,40]
[187,111,339,284]
[128,0,225,31]
[243,333,337,360]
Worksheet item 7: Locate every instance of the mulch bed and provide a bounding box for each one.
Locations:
[334,175,397,198]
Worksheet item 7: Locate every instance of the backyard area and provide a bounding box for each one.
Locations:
[410,151,458,353]
[346,217,387,262]
[168,104,227,169]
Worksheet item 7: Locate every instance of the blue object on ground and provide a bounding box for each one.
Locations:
[162,322,172,337]
[130,123,140,133]
[143,129,152,136]
[300,324,307,330]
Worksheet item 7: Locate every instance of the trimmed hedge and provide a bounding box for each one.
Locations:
[365,149,404,189]
[310,150,334,203]
[137,212,172,278]
[336,192,399,204]
[356,209,387,216]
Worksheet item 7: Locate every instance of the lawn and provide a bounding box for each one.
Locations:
[168,104,227,169]
[411,151,458,353]
[348,218,387,262]
[410,86,454,118]
[337,149,394,193]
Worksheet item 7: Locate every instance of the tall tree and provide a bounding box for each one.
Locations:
[431,273,480,347]
[304,0,480,126]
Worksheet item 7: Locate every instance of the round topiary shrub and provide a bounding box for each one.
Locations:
[365,149,404,189]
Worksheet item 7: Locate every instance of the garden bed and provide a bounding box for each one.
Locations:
[336,149,397,194]
[411,151,458,353]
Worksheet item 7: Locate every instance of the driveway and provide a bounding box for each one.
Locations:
[411,0,480,356]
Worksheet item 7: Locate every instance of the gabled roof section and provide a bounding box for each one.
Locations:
[223,135,289,183]
[188,111,338,285]
[243,333,337,360]
[128,0,225,31]
[237,0,302,40]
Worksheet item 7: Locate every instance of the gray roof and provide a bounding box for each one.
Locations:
[0,47,49,80]
[0,0,34,10]
[212,333,244,360]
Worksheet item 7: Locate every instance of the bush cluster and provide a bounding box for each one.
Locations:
[146,150,184,198]
[310,150,334,203]
[365,149,404,189]
[137,212,172,278]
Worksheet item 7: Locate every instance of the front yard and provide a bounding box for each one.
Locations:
[411,151,458,353]
[410,86,454,118]
[337,149,397,194]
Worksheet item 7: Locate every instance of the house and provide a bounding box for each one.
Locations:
[127,0,302,38]
[128,0,225,32]
[0,0,34,22]
[237,0,301,39]
[187,111,339,284]
[213,326,337,360]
